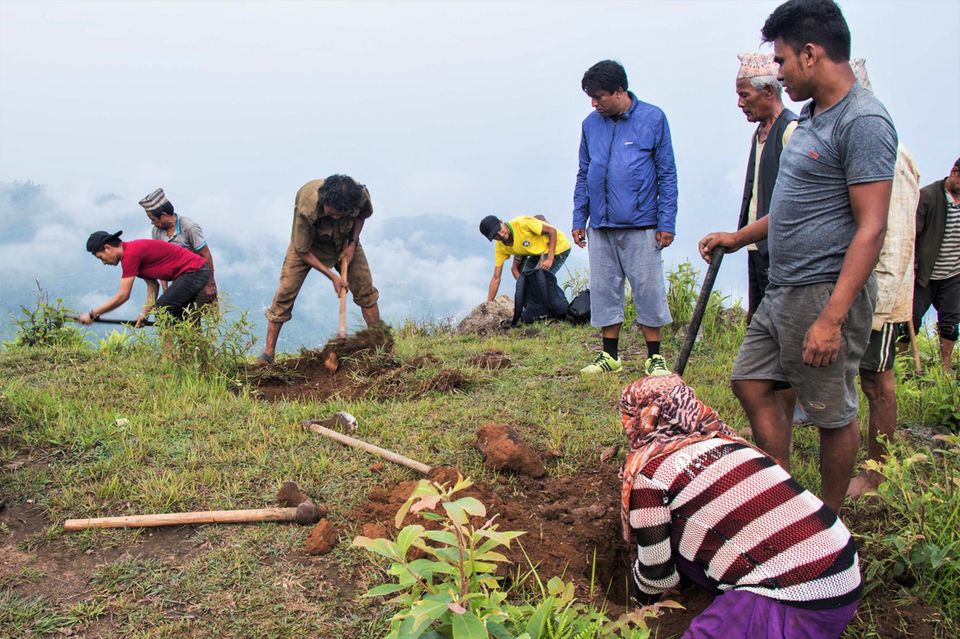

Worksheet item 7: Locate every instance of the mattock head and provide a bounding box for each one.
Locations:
[295,500,319,525]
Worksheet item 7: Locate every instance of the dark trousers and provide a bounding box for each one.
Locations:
[157,265,209,320]
[910,273,960,341]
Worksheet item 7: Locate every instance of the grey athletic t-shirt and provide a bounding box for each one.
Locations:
[151,215,207,253]
[767,82,897,287]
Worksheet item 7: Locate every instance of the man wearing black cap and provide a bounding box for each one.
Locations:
[479,214,571,302]
[78,230,210,325]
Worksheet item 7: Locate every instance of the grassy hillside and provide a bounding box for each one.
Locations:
[1,272,957,638]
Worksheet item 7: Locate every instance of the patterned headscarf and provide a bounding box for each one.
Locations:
[619,374,750,541]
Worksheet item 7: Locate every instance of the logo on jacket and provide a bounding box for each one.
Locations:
[523,240,531,247]
[807,150,820,160]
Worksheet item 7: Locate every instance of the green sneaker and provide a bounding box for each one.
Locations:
[580,351,623,376]
[644,354,671,376]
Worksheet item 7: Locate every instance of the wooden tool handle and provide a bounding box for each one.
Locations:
[674,246,724,376]
[907,321,922,375]
[65,314,155,327]
[64,507,298,531]
[338,256,349,337]
[304,420,433,475]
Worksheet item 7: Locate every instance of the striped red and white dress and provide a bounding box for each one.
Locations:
[628,438,861,610]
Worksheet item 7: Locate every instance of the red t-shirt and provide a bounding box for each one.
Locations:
[120,239,206,281]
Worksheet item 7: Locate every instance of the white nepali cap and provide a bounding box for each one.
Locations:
[737,52,778,80]
[850,58,872,91]
[139,188,169,214]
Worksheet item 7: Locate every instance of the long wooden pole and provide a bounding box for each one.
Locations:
[64,507,302,531]
[674,247,724,376]
[907,321,923,375]
[338,256,349,337]
[303,419,433,475]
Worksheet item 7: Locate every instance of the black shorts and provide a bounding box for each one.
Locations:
[860,322,903,373]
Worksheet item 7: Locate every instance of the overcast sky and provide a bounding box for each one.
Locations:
[1,0,958,344]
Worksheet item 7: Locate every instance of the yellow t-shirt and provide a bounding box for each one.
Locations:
[494,216,572,267]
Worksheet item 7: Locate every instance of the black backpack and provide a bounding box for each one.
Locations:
[512,268,569,325]
[564,289,591,324]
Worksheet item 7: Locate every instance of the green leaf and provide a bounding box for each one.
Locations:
[364,582,410,598]
[422,529,460,546]
[353,536,402,561]
[397,525,427,556]
[443,497,486,527]
[524,599,554,639]
[396,480,440,527]
[452,610,488,639]
[400,598,452,638]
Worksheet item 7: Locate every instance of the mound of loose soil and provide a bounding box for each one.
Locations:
[348,464,725,631]
[456,296,513,336]
[468,349,513,370]
[247,326,469,402]
[475,424,546,478]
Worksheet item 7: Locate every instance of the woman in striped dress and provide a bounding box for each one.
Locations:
[620,374,861,638]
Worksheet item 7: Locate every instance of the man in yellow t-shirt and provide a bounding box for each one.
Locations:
[479,214,572,302]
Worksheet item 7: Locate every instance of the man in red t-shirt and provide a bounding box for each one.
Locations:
[78,230,210,325]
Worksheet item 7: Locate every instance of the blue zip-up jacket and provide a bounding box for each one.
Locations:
[573,92,678,233]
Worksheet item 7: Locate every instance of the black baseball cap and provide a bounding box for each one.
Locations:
[479,215,501,241]
[86,230,123,254]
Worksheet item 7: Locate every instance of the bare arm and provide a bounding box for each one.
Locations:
[487,263,504,302]
[540,224,558,269]
[339,218,367,265]
[137,279,160,324]
[802,180,890,367]
[698,216,770,262]
[195,245,217,298]
[296,248,346,295]
[79,276,137,324]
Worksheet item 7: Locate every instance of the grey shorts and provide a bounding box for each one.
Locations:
[586,227,672,329]
[731,278,876,428]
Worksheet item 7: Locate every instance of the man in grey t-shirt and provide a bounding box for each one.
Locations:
[699,0,897,514]
[140,188,218,304]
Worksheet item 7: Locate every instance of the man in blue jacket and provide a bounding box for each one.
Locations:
[572,60,678,376]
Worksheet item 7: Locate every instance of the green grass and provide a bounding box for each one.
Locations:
[1,273,958,638]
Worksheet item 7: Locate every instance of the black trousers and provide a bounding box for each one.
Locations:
[156,265,210,320]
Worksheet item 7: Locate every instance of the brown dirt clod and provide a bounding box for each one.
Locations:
[247,323,469,402]
[304,518,339,555]
[474,424,546,478]
[360,523,389,539]
[427,466,462,487]
[468,349,513,370]
[276,481,311,507]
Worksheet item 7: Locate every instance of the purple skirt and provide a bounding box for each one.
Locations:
[675,556,859,639]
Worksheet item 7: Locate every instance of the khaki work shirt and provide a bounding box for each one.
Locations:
[290,179,373,253]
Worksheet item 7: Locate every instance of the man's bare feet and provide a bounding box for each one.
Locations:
[846,470,882,499]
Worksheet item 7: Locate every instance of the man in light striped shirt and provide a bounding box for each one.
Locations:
[910,158,960,374]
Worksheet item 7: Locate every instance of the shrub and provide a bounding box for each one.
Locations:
[856,434,960,627]
[6,286,84,349]
[353,475,678,639]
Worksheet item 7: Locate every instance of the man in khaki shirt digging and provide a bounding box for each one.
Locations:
[259,175,381,363]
